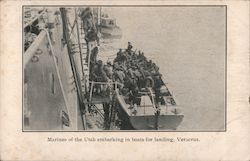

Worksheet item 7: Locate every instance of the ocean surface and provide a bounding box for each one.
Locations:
[98,7,226,131]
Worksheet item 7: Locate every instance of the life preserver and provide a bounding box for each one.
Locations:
[145,76,154,88]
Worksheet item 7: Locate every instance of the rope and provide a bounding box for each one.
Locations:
[74,8,85,83]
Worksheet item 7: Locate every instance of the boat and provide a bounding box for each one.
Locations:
[92,8,122,39]
[116,85,183,130]
[94,41,183,130]
[99,16,122,39]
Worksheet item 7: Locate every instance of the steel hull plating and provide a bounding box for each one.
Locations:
[100,26,122,39]
[130,115,184,130]
[116,93,184,130]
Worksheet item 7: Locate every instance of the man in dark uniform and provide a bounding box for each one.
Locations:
[114,49,123,63]
[153,73,164,108]
[126,42,133,53]
[89,46,98,68]
[91,60,108,94]
[103,61,113,79]
[127,76,139,109]
[81,8,93,33]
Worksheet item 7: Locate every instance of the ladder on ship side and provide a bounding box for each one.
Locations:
[75,8,99,96]
[76,8,90,94]
[73,8,118,130]
[67,8,89,95]
[74,8,90,130]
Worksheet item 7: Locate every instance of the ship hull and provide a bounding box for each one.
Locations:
[100,26,122,39]
[116,92,184,130]
[23,8,83,130]
[129,115,183,130]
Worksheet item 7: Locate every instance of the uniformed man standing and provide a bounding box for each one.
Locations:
[91,60,108,94]
[126,42,133,53]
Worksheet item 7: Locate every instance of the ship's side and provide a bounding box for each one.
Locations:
[100,25,122,39]
[23,8,84,130]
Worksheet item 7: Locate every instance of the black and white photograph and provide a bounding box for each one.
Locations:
[23,6,226,131]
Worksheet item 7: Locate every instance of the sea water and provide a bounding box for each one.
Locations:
[98,7,226,131]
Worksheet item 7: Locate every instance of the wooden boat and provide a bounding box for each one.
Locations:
[115,81,184,130]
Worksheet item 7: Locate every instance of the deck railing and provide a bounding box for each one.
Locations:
[88,81,123,103]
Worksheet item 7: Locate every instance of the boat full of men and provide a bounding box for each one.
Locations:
[89,41,165,113]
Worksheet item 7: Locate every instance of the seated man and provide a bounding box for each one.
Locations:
[89,46,98,67]
[114,49,122,63]
[114,49,127,66]
[85,27,99,42]
[113,67,125,91]
[103,61,113,80]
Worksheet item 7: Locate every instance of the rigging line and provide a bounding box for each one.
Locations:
[65,11,78,39]
[62,11,87,128]
[42,29,73,128]
[60,8,84,103]
[69,19,77,37]
[70,29,79,44]
[75,8,85,83]
[67,21,80,46]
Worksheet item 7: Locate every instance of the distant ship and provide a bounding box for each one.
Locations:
[99,15,122,39]
[93,8,122,39]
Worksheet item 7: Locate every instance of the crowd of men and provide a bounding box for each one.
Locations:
[89,42,165,109]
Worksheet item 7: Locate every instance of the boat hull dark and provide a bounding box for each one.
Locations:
[129,115,184,130]
[100,26,122,39]
[116,94,184,130]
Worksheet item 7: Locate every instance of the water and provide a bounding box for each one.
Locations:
[98,7,226,131]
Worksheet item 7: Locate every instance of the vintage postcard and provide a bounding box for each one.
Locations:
[0,0,249,161]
